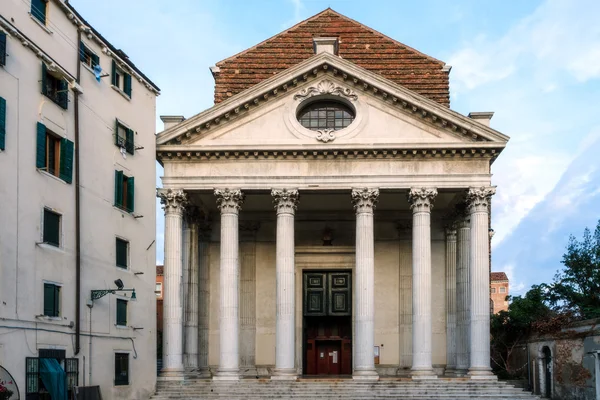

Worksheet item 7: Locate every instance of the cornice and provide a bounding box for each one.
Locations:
[156,52,509,147]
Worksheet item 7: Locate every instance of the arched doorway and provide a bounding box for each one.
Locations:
[538,346,552,398]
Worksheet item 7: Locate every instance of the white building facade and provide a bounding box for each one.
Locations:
[156,10,508,381]
[0,1,159,399]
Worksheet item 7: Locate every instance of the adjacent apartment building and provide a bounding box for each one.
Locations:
[0,1,159,399]
[490,272,509,314]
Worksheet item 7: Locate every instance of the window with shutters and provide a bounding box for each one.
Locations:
[43,283,60,317]
[115,119,134,155]
[79,41,99,69]
[116,237,129,269]
[36,123,74,183]
[111,60,132,98]
[116,299,127,326]
[43,208,61,247]
[0,96,6,150]
[41,63,68,109]
[31,0,48,25]
[114,353,129,385]
[114,170,135,213]
[26,355,78,398]
[0,31,6,67]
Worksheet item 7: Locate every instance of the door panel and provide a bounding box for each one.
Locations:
[304,273,327,316]
[328,272,351,316]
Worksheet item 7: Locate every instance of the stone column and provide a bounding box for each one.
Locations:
[351,188,379,381]
[445,225,457,375]
[197,221,212,377]
[272,189,300,380]
[408,187,437,379]
[397,222,413,373]
[157,188,188,376]
[455,215,470,375]
[214,188,245,380]
[240,221,259,376]
[467,186,496,379]
[184,207,201,371]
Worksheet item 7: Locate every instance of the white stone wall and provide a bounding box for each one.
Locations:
[0,3,157,399]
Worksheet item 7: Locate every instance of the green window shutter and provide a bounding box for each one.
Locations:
[0,32,6,67]
[0,96,6,150]
[114,119,120,147]
[41,63,48,96]
[111,60,117,86]
[36,122,47,168]
[79,41,85,62]
[126,176,135,212]
[114,170,123,207]
[53,285,60,317]
[43,209,60,247]
[31,0,46,24]
[44,283,56,316]
[116,238,128,268]
[125,128,134,154]
[58,79,68,109]
[92,53,100,68]
[26,358,40,393]
[59,138,74,183]
[124,73,132,97]
[116,299,127,326]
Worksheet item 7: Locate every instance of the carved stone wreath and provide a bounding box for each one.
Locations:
[316,129,336,143]
[293,79,358,101]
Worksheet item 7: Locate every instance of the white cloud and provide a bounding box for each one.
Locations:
[501,263,526,294]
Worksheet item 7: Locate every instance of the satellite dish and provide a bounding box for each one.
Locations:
[93,64,103,82]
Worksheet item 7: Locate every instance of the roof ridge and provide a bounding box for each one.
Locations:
[215,8,445,67]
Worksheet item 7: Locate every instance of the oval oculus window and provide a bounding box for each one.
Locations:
[297,101,355,131]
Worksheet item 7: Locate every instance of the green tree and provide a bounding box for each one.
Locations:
[491,285,552,376]
[544,220,600,319]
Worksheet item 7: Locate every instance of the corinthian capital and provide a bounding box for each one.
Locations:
[408,187,437,213]
[214,188,244,214]
[445,224,457,241]
[271,189,300,215]
[184,206,203,225]
[351,188,379,214]
[157,189,188,215]
[466,186,496,213]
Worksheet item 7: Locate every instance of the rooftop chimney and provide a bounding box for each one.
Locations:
[468,112,494,127]
[160,115,185,131]
[313,37,339,55]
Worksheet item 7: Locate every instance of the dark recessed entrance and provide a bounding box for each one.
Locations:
[303,271,352,375]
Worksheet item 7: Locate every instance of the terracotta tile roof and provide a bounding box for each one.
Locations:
[156,265,164,276]
[213,8,449,106]
[491,272,508,281]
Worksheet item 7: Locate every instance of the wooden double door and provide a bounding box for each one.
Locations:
[303,271,352,375]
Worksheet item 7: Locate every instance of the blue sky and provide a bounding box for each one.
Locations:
[70,0,600,294]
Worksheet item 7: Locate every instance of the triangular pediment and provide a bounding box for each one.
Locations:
[156,53,509,154]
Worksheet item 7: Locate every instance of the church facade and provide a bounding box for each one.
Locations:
[156,9,508,381]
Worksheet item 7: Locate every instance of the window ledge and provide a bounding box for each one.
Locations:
[113,205,135,218]
[82,63,97,76]
[37,242,65,253]
[29,14,53,35]
[37,169,68,184]
[38,316,62,322]
[115,324,129,330]
[111,85,131,101]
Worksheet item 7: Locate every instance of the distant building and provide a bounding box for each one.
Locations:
[0,1,159,399]
[490,272,509,313]
[156,265,164,333]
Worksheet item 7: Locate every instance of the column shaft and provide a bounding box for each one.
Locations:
[184,208,201,370]
[408,188,437,379]
[158,189,188,375]
[197,222,211,377]
[445,227,457,374]
[352,188,379,380]
[455,217,470,375]
[214,189,245,380]
[272,189,299,379]
[467,187,496,379]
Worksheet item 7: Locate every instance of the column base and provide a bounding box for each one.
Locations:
[352,369,379,381]
[197,367,212,378]
[159,367,185,381]
[453,368,469,377]
[213,369,240,381]
[444,367,458,377]
[468,367,496,380]
[411,368,437,380]
[271,370,298,381]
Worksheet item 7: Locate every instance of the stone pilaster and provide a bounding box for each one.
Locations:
[445,225,457,375]
[351,188,379,380]
[184,206,202,371]
[467,187,496,379]
[408,187,438,379]
[240,221,259,376]
[272,189,300,380]
[157,188,188,376]
[455,215,470,375]
[197,220,212,377]
[214,188,245,380]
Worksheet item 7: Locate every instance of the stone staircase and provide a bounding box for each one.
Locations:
[152,378,540,399]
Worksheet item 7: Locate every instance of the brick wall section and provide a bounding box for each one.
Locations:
[213,9,450,106]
